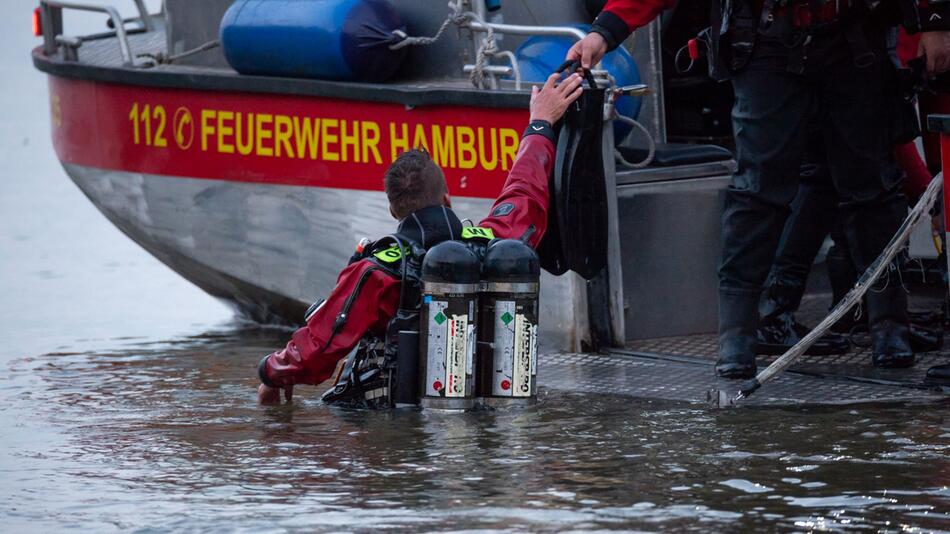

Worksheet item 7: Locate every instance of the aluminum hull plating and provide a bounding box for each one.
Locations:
[62,162,586,349]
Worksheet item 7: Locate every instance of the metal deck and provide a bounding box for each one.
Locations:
[539,351,948,407]
[539,286,950,407]
[626,332,950,386]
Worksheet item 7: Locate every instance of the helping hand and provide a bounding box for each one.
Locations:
[529,72,584,124]
[919,31,950,75]
[565,32,608,70]
[258,383,294,405]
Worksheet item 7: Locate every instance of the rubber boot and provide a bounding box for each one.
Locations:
[756,282,850,355]
[841,188,914,369]
[717,291,759,379]
[867,283,915,368]
[924,363,950,387]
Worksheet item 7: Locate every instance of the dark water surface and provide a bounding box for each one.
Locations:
[3,328,949,532]
[2,2,949,532]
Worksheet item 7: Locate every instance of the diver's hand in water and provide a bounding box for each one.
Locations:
[529,72,584,124]
[566,32,608,70]
[258,384,293,405]
[920,31,950,75]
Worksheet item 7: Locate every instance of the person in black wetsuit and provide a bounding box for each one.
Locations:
[571,0,950,379]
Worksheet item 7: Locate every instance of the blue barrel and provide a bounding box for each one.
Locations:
[220,0,408,82]
[513,29,642,142]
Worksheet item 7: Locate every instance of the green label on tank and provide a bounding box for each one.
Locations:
[434,311,447,325]
[501,311,514,325]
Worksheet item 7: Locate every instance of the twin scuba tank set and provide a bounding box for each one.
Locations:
[321,231,541,411]
[319,61,613,411]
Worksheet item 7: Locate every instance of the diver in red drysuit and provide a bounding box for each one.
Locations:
[257,72,585,404]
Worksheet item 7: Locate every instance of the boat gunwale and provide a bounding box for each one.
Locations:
[32,46,532,109]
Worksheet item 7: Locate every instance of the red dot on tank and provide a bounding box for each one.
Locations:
[433,380,443,391]
[501,379,511,390]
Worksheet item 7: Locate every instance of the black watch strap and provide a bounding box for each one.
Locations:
[592,10,631,52]
[523,119,556,143]
[258,355,277,388]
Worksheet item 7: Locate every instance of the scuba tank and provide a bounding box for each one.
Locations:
[419,241,481,410]
[477,239,541,406]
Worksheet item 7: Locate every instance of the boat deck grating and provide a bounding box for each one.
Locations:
[538,352,947,407]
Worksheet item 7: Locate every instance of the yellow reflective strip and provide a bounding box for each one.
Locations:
[461,226,495,240]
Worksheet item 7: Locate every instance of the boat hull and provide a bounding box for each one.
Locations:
[63,162,587,348]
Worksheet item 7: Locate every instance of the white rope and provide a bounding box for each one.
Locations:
[743,173,944,397]
[389,1,467,50]
[138,39,219,66]
[386,1,507,89]
[389,21,452,49]
[613,113,656,169]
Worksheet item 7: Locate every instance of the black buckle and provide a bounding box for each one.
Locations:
[554,59,598,89]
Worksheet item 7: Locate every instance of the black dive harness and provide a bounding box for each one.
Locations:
[262,121,554,409]
[319,207,495,409]
[706,0,947,80]
[319,216,543,409]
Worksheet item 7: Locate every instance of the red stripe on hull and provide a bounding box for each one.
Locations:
[48,77,529,199]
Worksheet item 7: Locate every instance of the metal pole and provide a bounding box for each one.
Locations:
[465,20,587,42]
[40,0,135,66]
[131,0,154,31]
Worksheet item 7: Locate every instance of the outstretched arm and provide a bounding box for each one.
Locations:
[479,73,583,247]
[257,260,401,404]
[567,0,674,68]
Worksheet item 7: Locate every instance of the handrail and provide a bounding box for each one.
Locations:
[460,15,588,89]
[465,20,588,42]
[131,0,152,31]
[464,0,590,40]
[40,0,151,67]
[103,0,152,31]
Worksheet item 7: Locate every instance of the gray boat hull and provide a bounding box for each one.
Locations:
[64,162,590,350]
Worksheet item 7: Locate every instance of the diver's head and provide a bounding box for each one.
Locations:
[384,148,451,220]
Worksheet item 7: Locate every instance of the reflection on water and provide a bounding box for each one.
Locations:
[2,327,947,531]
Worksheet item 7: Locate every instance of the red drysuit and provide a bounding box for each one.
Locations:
[261,133,556,387]
[590,0,674,51]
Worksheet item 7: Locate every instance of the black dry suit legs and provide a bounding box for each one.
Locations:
[758,281,850,356]
[717,63,811,379]
[842,193,914,368]
[826,237,860,332]
[757,171,849,355]
[718,26,914,377]
[717,187,791,379]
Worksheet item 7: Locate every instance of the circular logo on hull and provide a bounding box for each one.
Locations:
[173,107,194,150]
